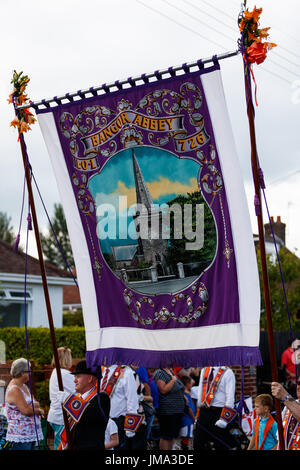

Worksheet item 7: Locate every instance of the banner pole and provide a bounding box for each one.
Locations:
[18,132,71,449]
[242,64,285,450]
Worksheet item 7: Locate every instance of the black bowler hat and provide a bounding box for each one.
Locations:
[71,360,97,377]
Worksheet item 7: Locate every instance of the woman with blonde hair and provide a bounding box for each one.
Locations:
[47,347,75,449]
[5,358,44,450]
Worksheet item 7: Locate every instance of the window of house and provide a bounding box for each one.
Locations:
[0,289,32,328]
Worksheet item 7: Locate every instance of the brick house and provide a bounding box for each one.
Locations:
[62,269,81,312]
[253,215,286,256]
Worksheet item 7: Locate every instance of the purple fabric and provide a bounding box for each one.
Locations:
[86,347,263,369]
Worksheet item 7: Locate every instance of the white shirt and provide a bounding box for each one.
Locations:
[105,418,118,449]
[81,387,96,400]
[197,367,235,409]
[191,386,199,400]
[47,368,76,425]
[101,365,139,418]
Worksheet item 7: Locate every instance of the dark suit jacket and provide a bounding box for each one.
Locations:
[72,391,110,450]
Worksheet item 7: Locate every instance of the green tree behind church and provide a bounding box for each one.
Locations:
[164,191,217,273]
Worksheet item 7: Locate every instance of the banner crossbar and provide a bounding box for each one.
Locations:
[17,50,239,111]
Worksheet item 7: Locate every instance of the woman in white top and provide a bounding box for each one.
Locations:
[5,358,44,450]
[47,347,75,450]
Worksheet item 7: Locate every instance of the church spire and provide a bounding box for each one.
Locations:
[132,148,155,211]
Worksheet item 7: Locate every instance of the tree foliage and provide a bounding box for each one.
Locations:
[257,247,300,331]
[164,191,217,273]
[63,309,84,327]
[40,203,75,270]
[0,211,16,244]
[0,326,85,366]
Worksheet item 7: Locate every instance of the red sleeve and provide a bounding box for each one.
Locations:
[281,350,289,367]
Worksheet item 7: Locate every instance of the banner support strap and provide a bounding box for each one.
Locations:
[16,50,239,111]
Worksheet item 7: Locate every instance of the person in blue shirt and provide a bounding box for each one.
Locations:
[179,375,196,450]
[247,394,278,450]
[145,369,159,411]
[135,367,158,441]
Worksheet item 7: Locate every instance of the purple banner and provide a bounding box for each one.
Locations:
[37,62,261,367]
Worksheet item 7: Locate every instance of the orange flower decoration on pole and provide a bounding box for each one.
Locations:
[238,2,276,105]
[238,2,276,65]
[247,42,267,65]
[8,70,36,140]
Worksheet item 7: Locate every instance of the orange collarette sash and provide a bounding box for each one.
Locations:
[58,386,98,450]
[282,408,300,450]
[254,415,275,450]
[102,365,122,397]
[200,367,227,407]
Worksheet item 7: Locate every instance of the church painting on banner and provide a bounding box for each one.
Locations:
[90,145,217,298]
[37,61,261,368]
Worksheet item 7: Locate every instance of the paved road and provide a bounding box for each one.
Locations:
[128,275,199,295]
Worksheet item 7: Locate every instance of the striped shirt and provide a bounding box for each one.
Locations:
[153,369,185,415]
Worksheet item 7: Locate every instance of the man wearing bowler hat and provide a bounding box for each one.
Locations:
[57,360,110,450]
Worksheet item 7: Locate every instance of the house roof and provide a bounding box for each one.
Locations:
[63,285,81,305]
[0,239,73,278]
[253,233,284,248]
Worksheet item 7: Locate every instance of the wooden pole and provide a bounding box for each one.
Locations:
[243,63,285,450]
[18,133,71,448]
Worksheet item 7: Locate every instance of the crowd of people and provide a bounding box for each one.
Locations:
[1,345,300,451]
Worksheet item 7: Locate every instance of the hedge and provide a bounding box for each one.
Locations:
[0,327,86,366]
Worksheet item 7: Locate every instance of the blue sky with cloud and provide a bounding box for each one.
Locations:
[89,146,201,253]
[89,146,200,203]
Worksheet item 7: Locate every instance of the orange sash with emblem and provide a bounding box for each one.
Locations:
[200,367,227,407]
[57,386,97,450]
[282,408,300,450]
[102,365,122,396]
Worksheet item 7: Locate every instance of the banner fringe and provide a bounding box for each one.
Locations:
[86,346,262,369]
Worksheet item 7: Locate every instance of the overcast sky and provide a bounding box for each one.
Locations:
[0,0,299,258]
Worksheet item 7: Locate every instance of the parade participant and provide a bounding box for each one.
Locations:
[247,394,278,450]
[5,358,44,450]
[153,367,185,450]
[179,375,196,450]
[100,364,142,450]
[272,379,300,449]
[147,369,159,411]
[57,360,110,450]
[281,338,300,395]
[47,347,76,450]
[194,366,237,451]
[131,365,153,448]
[105,418,119,450]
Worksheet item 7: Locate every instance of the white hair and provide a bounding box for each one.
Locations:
[10,358,31,378]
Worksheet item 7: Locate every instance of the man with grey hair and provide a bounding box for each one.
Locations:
[57,360,110,450]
